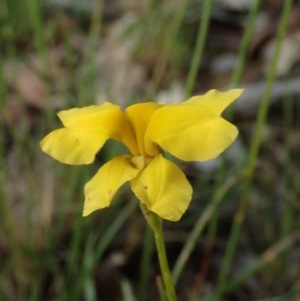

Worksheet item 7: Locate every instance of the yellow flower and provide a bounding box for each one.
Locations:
[40,89,243,221]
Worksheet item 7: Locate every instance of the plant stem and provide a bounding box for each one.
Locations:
[140,204,178,301]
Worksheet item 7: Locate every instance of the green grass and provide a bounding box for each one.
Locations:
[1,0,300,300]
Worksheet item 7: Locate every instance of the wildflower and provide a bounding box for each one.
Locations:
[40,89,243,221]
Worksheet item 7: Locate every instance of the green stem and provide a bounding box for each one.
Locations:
[140,204,177,301]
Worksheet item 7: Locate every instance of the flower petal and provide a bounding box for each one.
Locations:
[131,155,192,221]
[185,89,243,115]
[40,128,108,165]
[40,103,138,164]
[126,102,163,156]
[147,89,242,161]
[83,155,145,216]
[58,103,121,134]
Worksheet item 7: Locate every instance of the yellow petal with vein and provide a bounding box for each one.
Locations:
[131,155,192,221]
[83,155,145,216]
[147,89,242,161]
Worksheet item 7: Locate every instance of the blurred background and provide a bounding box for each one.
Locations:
[1,0,300,300]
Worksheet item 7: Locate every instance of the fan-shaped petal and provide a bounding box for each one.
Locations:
[146,89,241,161]
[131,155,192,221]
[40,128,109,165]
[40,103,138,164]
[83,155,145,216]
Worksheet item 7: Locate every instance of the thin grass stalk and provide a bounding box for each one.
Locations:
[41,139,95,299]
[78,0,103,105]
[147,0,188,98]
[16,141,49,247]
[244,4,292,178]
[65,233,97,301]
[68,218,85,269]
[225,230,300,292]
[4,0,23,51]
[172,175,240,285]
[230,0,262,87]
[26,0,48,73]
[214,0,293,299]
[64,200,137,300]
[28,283,43,301]
[188,209,219,301]
[184,0,213,98]
[84,278,97,301]
[281,91,294,236]
[0,57,29,291]
[94,200,137,260]
[49,167,88,247]
[0,57,8,227]
[278,87,295,278]
[82,234,98,301]
[138,226,154,301]
[88,0,103,43]
[25,0,58,132]
[121,279,137,301]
